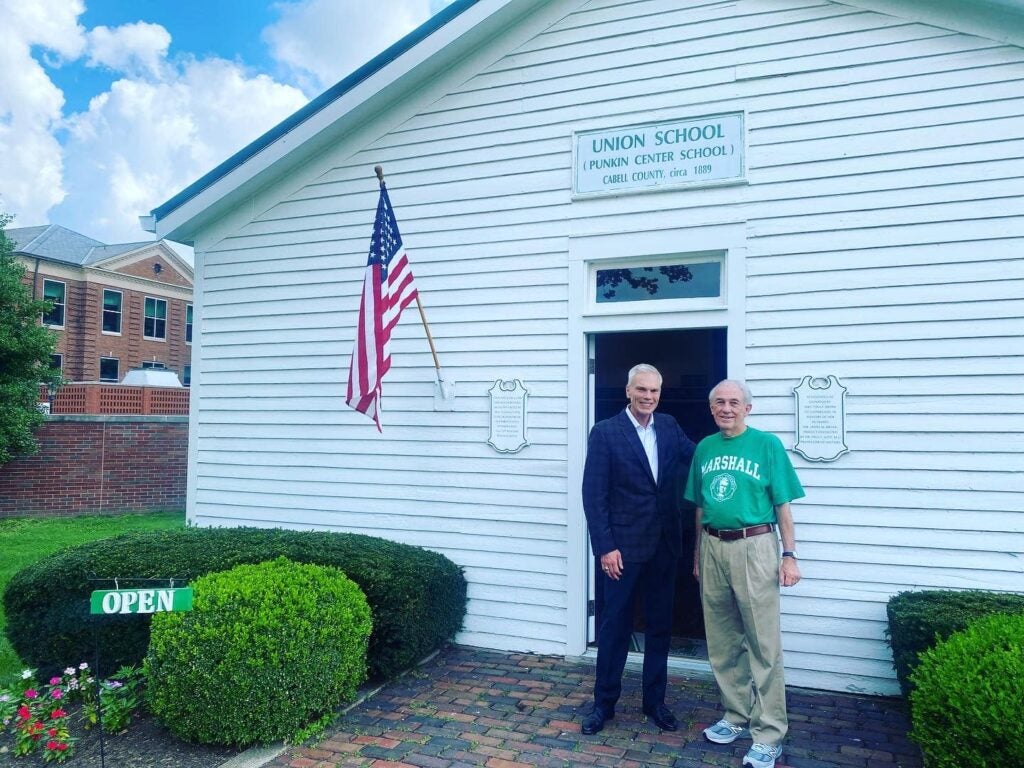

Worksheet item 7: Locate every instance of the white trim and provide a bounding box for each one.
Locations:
[101,288,123,336]
[99,356,120,383]
[143,296,168,342]
[185,303,194,345]
[41,278,66,329]
[565,221,748,656]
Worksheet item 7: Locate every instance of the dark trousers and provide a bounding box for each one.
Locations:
[593,536,678,714]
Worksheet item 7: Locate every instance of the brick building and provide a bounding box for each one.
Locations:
[8,225,193,386]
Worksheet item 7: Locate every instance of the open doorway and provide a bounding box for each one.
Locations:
[589,328,727,659]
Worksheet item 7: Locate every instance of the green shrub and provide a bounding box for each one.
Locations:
[886,589,1024,697]
[145,557,371,746]
[909,612,1024,766]
[3,528,466,680]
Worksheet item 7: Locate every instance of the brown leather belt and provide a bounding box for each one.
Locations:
[705,523,775,541]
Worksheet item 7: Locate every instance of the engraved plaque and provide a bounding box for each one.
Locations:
[793,375,849,462]
[487,379,529,454]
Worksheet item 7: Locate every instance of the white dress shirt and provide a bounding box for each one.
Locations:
[625,408,658,483]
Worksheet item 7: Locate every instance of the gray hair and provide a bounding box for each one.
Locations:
[627,364,662,387]
[709,379,752,404]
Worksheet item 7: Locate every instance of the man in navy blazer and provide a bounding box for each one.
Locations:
[581,363,696,735]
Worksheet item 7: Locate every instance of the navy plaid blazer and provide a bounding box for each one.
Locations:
[582,409,696,562]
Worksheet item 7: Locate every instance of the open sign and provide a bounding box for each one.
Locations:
[89,587,193,615]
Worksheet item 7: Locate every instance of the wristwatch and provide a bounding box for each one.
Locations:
[781,551,797,559]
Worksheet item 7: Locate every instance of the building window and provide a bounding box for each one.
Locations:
[595,260,721,304]
[185,304,193,343]
[144,297,167,340]
[42,280,66,327]
[99,357,119,383]
[183,365,191,387]
[141,360,166,369]
[102,289,122,334]
[50,354,63,372]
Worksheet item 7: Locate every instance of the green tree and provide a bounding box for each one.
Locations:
[0,214,61,464]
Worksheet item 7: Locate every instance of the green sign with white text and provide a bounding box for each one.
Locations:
[90,587,193,615]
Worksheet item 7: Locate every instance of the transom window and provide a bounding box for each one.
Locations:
[141,360,166,369]
[102,290,122,334]
[144,297,167,340]
[595,260,721,303]
[99,357,119,383]
[43,280,66,327]
[185,304,193,343]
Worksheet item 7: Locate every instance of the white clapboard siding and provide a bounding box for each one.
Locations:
[183,0,1024,690]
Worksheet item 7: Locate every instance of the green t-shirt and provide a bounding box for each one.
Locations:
[684,426,805,529]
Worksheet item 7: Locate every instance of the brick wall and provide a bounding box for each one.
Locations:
[0,416,188,518]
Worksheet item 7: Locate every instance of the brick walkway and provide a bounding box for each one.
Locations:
[275,646,922,768]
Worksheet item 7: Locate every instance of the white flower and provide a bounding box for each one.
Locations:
[21,669,33,679]
[64,667,76,676]
[0,694,10,702]
[79,662,89,670]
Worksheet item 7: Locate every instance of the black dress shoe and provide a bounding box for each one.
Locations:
[643,703,678,731]
[581,707,613,735]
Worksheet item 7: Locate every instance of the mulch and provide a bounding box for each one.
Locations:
[0,702,242,768]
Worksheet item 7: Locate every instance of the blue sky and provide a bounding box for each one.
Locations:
[1,0,455,248]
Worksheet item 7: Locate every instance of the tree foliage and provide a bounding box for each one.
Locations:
[0,214,61,464]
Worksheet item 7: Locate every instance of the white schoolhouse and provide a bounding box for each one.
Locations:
[146,0,1024,696]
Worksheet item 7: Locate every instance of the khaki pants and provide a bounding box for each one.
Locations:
[700,530,787,745]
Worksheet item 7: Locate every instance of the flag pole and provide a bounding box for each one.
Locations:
[374,165,443,378]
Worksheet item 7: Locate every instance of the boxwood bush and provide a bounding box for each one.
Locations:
[909,612,1024,767]
[145,557,372,746]
[3,527,466,680]
[886,589,1024,697]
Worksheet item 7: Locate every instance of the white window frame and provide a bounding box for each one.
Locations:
[143,296,168,341]
[42,280,66,328]
[586,251,726,316]
[183,364,191,387]
[185,304,193,344]
[102,289,123,335]
[141,360,166,369]
[99,356,119,383]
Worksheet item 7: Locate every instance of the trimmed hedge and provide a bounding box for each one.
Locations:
[3,527,466,680]
[909,612,1024,767]
[886,589,1024,697]
[145,558,372,746]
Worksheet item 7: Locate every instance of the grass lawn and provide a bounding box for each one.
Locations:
[0,511,185,685]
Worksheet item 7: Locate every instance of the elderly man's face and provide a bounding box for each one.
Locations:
[710,382,751,436]
[626,372,661,424]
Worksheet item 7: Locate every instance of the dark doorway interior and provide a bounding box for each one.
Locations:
[591,328,727,657]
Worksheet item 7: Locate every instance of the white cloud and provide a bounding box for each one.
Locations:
[0,0,85,224]
[86,22,172,79]
[263,0,435,94]
[55,56,308,243]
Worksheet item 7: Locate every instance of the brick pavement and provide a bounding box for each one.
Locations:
[275,646,922,768]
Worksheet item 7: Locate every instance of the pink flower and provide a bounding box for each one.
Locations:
[24,689,38,699]
[49,676,61,685]
[50,689,63,700]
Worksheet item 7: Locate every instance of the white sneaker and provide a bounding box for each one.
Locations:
[743,742,783,768]
[703,718,748,744]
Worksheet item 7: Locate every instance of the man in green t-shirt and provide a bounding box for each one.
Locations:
[684,380,804,768]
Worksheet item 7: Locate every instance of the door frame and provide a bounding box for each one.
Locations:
[565,221,748,658]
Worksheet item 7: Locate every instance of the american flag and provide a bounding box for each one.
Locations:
[346,183,419,430]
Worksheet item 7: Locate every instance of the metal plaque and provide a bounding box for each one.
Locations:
[487,379,529,454]
[793,376,849,462]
